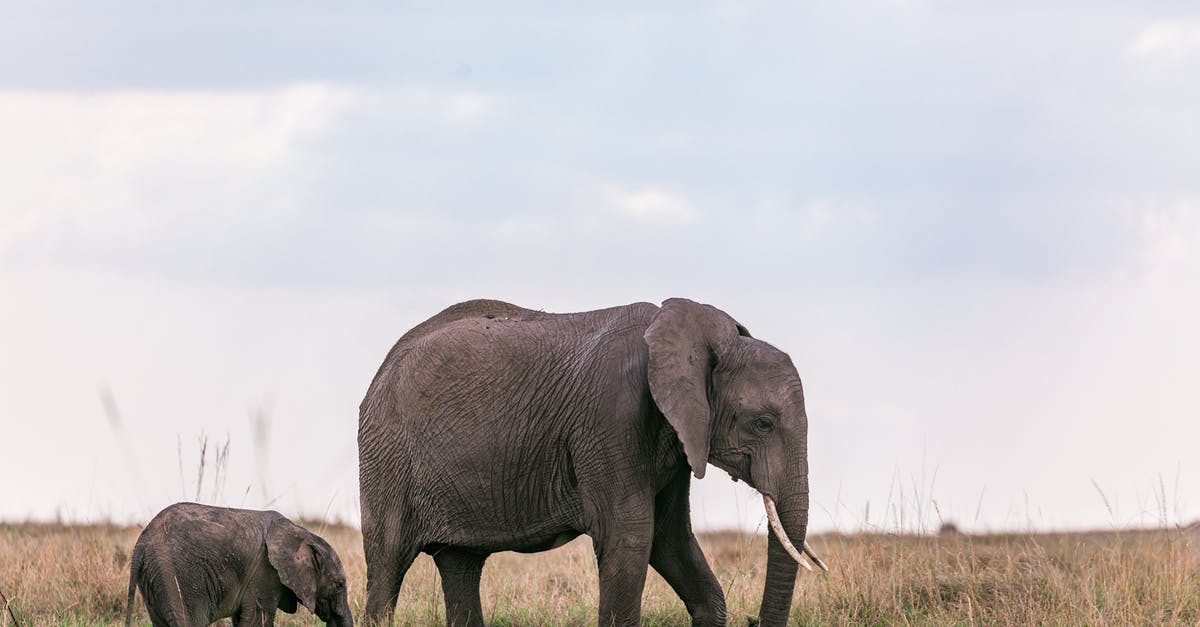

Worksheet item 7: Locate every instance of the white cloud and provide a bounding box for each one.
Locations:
[0,83,498,265]
[0,83,359,256]
[445,92,493,123]
[742,196,878,244]
[1140,202,1200,285]
[606,186,696,224]
[359,86,495,125]
[797,198,878,235]
[492,216,554,242]
[0,207,42,249]
[1129,20,1200,60]
[712,0,762,20]
[482,185,697,242]
[239,83,361,163]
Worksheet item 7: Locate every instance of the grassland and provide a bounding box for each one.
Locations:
[2,521,1198,625]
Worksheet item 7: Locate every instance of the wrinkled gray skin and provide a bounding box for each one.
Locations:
[359,298,811,626]
[125,503,354,627]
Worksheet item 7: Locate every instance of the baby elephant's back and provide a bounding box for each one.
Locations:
[138,502,270,559]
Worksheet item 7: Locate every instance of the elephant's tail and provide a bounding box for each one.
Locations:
[124,545,140,627]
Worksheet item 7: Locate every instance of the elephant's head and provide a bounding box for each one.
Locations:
[267,519,355,627]
[645,297,825,626]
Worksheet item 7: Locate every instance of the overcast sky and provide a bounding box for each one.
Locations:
[2,1,1199,533]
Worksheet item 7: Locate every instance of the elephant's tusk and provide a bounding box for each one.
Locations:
[803,540,830,573]
[763,495,812,572]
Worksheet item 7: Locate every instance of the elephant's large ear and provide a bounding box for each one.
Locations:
[267,518,319,613]
[645,298,748,479]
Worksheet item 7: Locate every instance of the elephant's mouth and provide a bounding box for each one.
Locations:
[709,449,753,485]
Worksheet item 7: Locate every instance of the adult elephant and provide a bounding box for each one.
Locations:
[358,298,825,626]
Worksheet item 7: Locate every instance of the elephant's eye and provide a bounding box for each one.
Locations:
[753,417,776,434]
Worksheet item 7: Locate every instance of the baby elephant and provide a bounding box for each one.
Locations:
[125,502,354,626]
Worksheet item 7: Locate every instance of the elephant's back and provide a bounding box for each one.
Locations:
[378,299,541,364]
[359,300,658,428]
[138,503,267,555]
[359,300,539,409]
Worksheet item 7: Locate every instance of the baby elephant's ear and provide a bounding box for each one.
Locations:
[267,518,319,613]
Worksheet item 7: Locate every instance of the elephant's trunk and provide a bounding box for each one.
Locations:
[765,496,810,572]
[765,496,828,572]
[757,485,810,626]
[330,597,355,627]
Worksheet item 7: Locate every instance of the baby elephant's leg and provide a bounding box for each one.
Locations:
[233,599,276,627]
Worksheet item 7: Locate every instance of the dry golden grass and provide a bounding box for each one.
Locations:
[2,521,1198,625]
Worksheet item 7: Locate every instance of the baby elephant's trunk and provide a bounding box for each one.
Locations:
[331,605,355,626]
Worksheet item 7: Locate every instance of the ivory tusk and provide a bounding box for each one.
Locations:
[803,540,830,573]
[763,495,812,572]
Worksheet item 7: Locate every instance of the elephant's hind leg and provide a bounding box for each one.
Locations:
[140,571,194,627]
[433,548,488,627]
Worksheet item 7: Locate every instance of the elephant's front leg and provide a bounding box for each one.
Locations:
[649,471,727,626]
[232,608,274,627]
[592,504,655,626]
